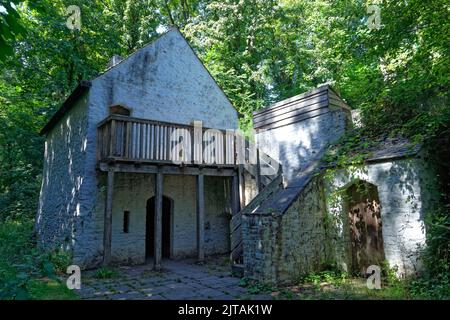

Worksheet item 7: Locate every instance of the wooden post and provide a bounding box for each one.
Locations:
[125,121,131,158]
[238,165,245,209]
[109,120,116,158]
[231,173,240,216]
[154,172,163,270]
[196,173,205,262]
[103,168,115,266]
[256,148,263,192]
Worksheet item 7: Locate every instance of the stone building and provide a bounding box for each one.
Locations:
[241,86,440,283]
[35,28,241,269]
[36,29,439,281]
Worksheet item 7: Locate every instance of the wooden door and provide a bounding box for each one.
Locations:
[347,182,385,275]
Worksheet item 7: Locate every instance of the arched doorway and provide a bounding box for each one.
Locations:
[146,196,172,258]
[346,181,385,275]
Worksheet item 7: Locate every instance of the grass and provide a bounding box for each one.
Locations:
[0,219,79,300]
[94,267,119,279]
[1,218,447,300]
[27,279,78,300]
[239,268,450,300]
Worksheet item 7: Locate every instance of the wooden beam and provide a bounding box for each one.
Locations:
[97,162,236,176]
[154,172,163,270]
[238,165,245,208]
[125,121,131,158]
[231,173,240,216]
[103,169,114,266]
[109,120,116,158]
[253,100,329,129]
[253,84,329,117]
[253,93,328,126]
[196,173,205,262]
[255,108,330,132]
[256,148,263,192]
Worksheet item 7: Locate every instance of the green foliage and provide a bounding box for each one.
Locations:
[298,270,348,288]
[0,0,448,300]
[407,208,450,299]
[322,129,376,168]
[0,219,76,300]
[94,267,119,279]
[423,210,450,274]
[239,277,275,294]
[26,278,78,300]
[0,0,27,59]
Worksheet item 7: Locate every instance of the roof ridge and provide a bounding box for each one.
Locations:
[92,27,179,81]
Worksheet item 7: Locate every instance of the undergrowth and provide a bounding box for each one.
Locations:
[0,219,78,300]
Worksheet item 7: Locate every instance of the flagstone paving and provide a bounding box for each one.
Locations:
[78,256,273,300]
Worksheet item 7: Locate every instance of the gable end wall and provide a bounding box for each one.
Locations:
[35,92,90,253]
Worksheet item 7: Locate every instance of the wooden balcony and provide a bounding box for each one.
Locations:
[97,115,282,267]
[97,115,237,168]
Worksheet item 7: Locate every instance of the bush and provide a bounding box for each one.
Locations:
[409,209,450,299]
[0,218,77,300]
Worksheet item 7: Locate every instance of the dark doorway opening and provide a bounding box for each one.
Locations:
[346,181,385,275]
[146,196,172,258]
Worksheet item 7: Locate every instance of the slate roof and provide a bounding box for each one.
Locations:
[364,136,421,162]
[251,105,423,217]
[251,136,421,215]
[39,80,92,135]
[252,159,323,215]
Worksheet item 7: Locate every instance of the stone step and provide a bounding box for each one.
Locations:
[231,263,245,278]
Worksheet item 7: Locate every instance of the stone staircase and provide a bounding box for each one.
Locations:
[229,155,326,276]
[230,150,283,274]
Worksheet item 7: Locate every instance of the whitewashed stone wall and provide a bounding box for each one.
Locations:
[87,174,231,266]
[35,92,90,252]
[256,110,349,180]
[88,28,238,131]
[37,29,239,267]
[324,157,439,276]
[243,157,439,282]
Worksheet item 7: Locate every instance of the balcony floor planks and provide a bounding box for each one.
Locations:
[97,160,237,176]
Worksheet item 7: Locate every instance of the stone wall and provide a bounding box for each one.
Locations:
[242,213,281,282]
[242,157,439,282]
[256,109,349,180]
[243,177,329,283]
[243,171,259,206]
[77,173,231,267]
[276,178,331,282]
[324,157,439,276]
[37,29,239,267]
[35,92,89,252]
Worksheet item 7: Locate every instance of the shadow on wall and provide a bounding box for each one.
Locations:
[35,95,89,254]
[326,157,437,276]
[260,110,348,181]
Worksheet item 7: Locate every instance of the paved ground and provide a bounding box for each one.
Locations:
[78,256,273,300]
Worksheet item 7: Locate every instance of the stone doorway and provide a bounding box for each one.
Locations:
[146,196,172,258]
[346,181,385,275]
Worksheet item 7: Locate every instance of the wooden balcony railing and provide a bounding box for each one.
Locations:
[97,115,238,166]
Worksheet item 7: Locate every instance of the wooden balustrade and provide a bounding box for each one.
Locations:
[97,115,237,166]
